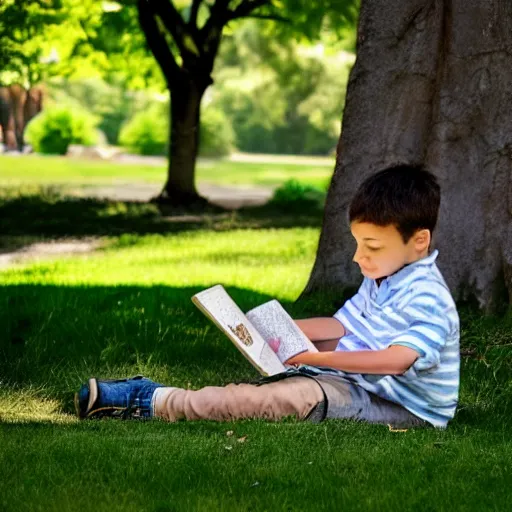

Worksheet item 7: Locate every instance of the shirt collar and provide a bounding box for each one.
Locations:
[376,249,439,286]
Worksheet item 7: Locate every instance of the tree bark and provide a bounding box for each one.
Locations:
[302,0,512,313]
[0,84,38,151]
[156,78,208,205]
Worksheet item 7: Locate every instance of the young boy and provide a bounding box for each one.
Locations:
[76,165,460,429]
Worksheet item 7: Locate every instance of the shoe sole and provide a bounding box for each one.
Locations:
[74,377,99,418]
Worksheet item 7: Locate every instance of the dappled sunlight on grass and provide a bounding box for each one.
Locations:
[0,387,77,424]
[1,230,320,300]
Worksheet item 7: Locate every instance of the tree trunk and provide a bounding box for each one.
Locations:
[155,78,208,206]
[0,85,25,151]
[302,0,512,314]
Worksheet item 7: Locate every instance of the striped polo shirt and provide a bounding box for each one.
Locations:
[331,249,460,428]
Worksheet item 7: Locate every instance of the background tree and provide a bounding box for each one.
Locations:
[44,15,353,156]
[0,0,64,86]
[100,0,357,206]
[212,20,354,155]
[0,0,65,150]
[302,0,512,313]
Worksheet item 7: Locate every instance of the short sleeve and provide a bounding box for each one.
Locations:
[389,294,451,372]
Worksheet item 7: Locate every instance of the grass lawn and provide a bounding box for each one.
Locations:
[0,153,334,190]
[1,227,511,511]
[0,157,511,511]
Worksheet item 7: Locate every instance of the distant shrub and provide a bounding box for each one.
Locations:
[25,107,98,155]
[119,103,234,157]
[46,78,158,145]
[118,106,168,156]
[269,179,326,211]
[199,107,234,157]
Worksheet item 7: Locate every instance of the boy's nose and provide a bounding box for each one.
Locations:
[353,248,370,267]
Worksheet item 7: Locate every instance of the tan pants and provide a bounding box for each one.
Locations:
[152,376,324,422]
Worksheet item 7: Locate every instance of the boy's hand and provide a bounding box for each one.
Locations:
[285,352,310,366]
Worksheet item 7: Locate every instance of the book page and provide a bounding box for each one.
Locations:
[246,300,318,363]
[192,285,285,376]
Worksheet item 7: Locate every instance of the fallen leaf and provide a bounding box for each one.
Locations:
[387,424,408,433]
[237,436,247,443]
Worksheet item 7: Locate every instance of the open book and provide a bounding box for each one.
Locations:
[192,285,318,376]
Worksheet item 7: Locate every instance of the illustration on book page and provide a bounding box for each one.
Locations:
[192,285,285,376]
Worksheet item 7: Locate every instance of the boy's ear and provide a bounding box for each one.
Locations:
[414,229,431,251]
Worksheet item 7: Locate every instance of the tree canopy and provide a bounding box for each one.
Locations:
[0,0,65,86]
[1,0,359,206]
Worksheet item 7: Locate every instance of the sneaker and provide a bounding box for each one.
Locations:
[75,375,164,419]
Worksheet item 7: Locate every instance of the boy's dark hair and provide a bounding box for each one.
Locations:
[349,165,441,244]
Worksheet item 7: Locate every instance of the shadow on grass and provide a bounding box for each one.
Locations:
[0,187,324,240]
[1,282,511,429]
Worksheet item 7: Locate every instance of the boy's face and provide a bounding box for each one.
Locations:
[350,221,431,280]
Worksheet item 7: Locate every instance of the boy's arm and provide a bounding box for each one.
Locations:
[286,346,419,375]
[295,317,346,341]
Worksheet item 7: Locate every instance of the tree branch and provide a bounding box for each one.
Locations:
[137,0,181,86]
[149,0,200,57]
[198,0,232,58]
[189,0,202,28]
[227,0,271,21]
[235,13,290,23]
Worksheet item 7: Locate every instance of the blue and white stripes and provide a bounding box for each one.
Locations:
[332,249,460,428]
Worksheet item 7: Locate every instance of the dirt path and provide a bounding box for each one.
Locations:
[76,182,273,209]
[111,151,333,167]
[0,239,104,269]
